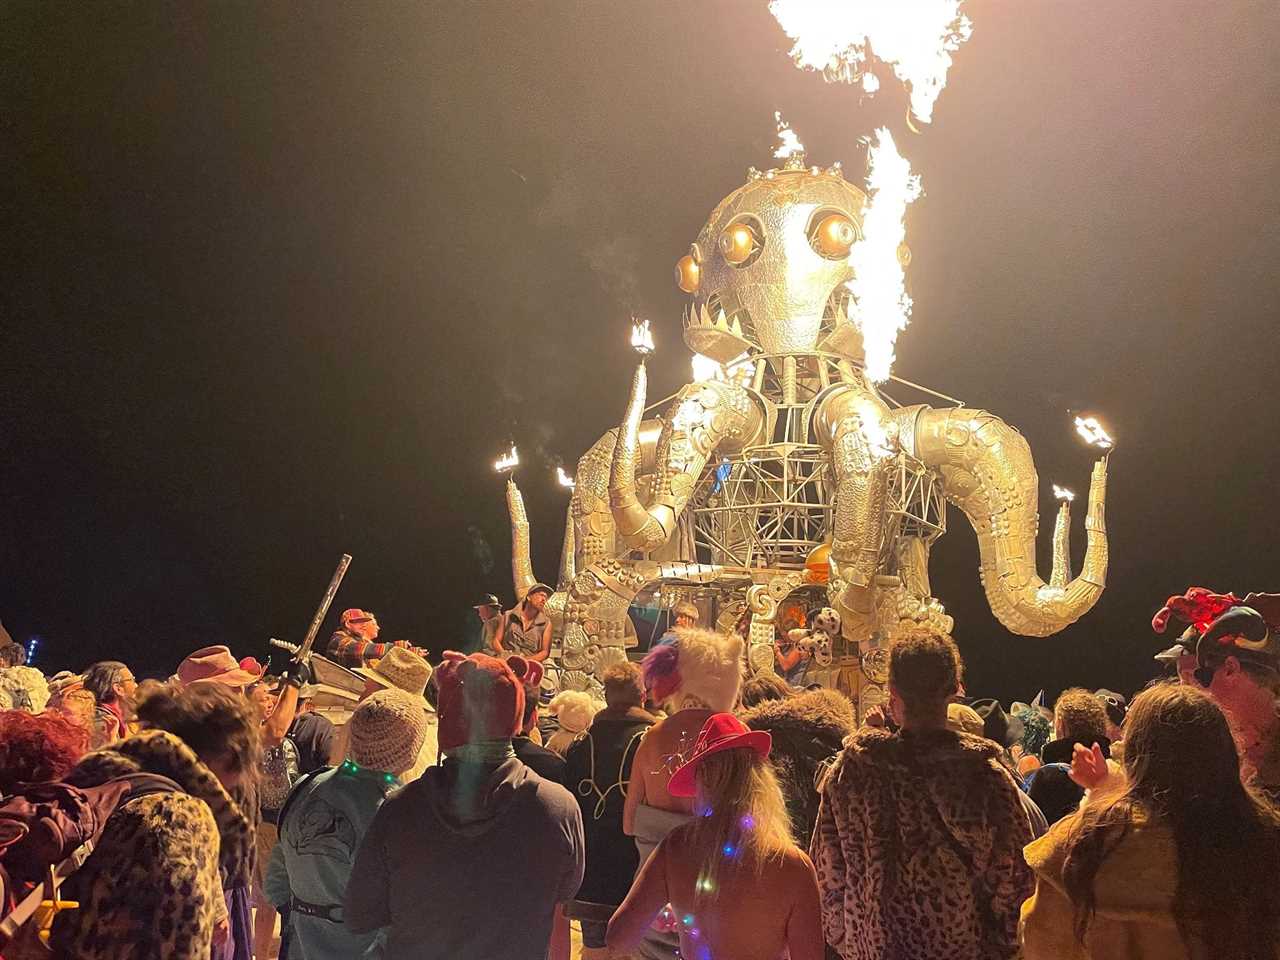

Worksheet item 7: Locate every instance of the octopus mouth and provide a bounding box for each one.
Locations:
[820,284,853,338]
[685,291,757,344]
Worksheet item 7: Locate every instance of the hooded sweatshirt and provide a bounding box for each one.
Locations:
[345,754,585,960]
[811,727,1035,960]
[1021,810,1213,959]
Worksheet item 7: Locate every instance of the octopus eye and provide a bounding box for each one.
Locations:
[675,254,700,293]
[719,218,763,267]
[810,212,858,259]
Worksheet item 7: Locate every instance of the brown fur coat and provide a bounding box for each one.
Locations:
[737,687,855,846]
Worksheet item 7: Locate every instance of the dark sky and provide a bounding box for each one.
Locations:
[4,2,1278,700]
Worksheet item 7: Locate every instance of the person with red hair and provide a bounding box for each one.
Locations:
[0,709,89,793]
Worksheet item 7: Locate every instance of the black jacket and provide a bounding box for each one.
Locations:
[562,706,654,906]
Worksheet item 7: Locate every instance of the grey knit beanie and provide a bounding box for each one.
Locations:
[347,688,428,775]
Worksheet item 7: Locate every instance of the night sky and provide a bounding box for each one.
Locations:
[4,2,1278,701]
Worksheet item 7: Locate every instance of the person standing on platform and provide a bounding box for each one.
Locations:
[463,593,503,655]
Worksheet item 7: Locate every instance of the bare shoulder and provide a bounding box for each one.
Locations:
[778,844,817,877]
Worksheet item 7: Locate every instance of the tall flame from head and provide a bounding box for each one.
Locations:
[1052,484,1075,502]
[556,466,576,489]
[768,0,973,125]
[773,111,806,159]
[847,128,921,383]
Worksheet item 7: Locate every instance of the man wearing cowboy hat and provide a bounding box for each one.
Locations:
[464,593,503,655]
[325,608,429,670]
[493,583,554,663]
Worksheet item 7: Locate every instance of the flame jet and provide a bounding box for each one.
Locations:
[506,154,1109,698]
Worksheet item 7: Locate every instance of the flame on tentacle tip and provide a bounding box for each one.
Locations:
[768,0,973,125]
[494,445,520,473]
[1074,415,1114,450]
[1052,484,1075,502]
[630,318,655,355]
[556,466,576,489]
[773,111,806,159]
[847,128,921,384]
[691,353,722,382]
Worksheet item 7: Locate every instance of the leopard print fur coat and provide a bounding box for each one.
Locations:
[49,730,254,960]
[811,727,1035,960]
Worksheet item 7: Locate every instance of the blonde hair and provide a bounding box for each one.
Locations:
[686,748,795,900]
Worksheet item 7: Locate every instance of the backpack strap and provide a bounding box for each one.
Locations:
[275,766,331,834]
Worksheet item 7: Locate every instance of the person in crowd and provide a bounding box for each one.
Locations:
[174,644,283,960]
[1022,682,1280,960]
[607,712,824,960]
[0,708,88,793]
[265,688,427,960]
[49,683,259,960]
[330,645,439,779]
[345,651,584,960]
[625,627,744,960]
[1044,688,1112,764]
[545,689,600,757]
[0,660,48,714]
[509,656,565,782]
[1011,694,1053,761]
[1094,688,1127,759]
[811,633,1034,960]
[46,671,99,730]
[286,682,335,774]
[465,592,503,654]
[325,608,428,669]
[562,661,655,957]
[0,630,23,668]
[1173,591,1280,803]
[737,674,855,845]
[492,583,555,662]
[83,660,138,744]
[1026,687,1116,826]
[739,673,795,709]
[656,600,701,645]
[1153,620,1202,686]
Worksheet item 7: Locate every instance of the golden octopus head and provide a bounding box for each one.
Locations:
[677,154,869,362]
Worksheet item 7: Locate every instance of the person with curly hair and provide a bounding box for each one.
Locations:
[0,708,89,793]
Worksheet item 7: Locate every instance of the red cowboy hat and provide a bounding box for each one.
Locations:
[667,713,771,798]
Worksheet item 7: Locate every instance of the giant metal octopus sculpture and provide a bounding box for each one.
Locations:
[504,153,1108,711]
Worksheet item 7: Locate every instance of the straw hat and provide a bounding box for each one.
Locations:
[355,646,432,705]
[346,688,429,775]
[667,713,771,798]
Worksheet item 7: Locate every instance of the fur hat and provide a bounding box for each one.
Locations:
[435,651,525,751]
[547,690,599,736]
[641,628,743,713]
[346,688,429,775]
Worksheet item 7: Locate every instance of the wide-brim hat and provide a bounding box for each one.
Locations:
[525,583,554,599]
[970,698,1024,749]
[668,712,771,798]
[177,645,264,688]
[354,646,431,704]
[475,594,501,609]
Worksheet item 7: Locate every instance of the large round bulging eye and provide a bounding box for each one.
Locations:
[675,254,700,293]
[812,213,857,258]
[719,221,761,266]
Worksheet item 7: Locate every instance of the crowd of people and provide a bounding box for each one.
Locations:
[0,584,1278,960]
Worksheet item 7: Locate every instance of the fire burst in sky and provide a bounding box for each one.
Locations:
[847,128,921,383]
[773,111,806,159]
[768,0,974,125]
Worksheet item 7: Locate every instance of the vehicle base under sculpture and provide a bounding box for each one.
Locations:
[505,154,1109,719]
